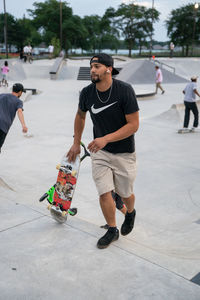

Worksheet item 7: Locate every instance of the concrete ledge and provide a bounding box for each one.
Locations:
[24,88,37,95]
[49,57,65,80]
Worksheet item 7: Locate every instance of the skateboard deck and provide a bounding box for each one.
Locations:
[49,155,80,222]
[39,142,90,223]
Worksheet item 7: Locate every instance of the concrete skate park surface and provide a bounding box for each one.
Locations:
[0,57,200,299]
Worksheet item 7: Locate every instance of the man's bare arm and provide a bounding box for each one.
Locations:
[73,107,87,145]
[194,89,200,97]
[17,108,28,133]
[67,107,86,162]
[88,111,139,152]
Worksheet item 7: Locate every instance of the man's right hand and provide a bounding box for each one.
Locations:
[22,126,28,133]
[67,144,81,162]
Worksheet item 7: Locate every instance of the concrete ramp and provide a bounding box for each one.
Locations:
[155,58,200,80]
[150,106,182,127]
[58,64,79,80]
[117,60,189,85]
[0,59,26,81]
[144,100,200,129]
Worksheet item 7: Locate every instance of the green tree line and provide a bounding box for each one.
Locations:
[0,0,200,57]
[0,0,159,57]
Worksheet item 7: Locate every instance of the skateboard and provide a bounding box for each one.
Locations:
[178,128,194,134]
[39,141,90,223]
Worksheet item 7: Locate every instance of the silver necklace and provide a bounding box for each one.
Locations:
[96,82,113,104]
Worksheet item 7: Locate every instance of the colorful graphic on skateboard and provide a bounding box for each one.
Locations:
[39,142,90,223]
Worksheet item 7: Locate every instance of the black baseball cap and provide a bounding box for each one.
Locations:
[90,53,119,75]
[12,83,26,93]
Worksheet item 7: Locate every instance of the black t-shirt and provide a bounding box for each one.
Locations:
[79,79,139,153]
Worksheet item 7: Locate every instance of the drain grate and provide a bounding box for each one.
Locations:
[190,272,200,286]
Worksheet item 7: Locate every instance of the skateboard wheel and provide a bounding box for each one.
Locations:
[62,211,67,217]
[56,164,61,170]
[47,204,52,210]
[71,170,77,176]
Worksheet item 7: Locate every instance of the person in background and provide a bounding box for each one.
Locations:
[0,83,28,153]
[170,42,175,58]
[181,76,200,132]
[155,65,165,94]
[1,61,9,87]
[23,45,29,62]
[48,44,54,59]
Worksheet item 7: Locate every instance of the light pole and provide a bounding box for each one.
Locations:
[3,0,8,58]
[149,0,154,57]
[60,0,63,51]
[192,2,199,56]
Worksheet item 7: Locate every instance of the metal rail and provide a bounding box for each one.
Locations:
[154,59,176,74]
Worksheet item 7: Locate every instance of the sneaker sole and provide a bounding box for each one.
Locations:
[97,235,119,249]
[121,227,133,236]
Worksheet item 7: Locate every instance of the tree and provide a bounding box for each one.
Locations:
[166,4,200,56]
[115,3,159,57]
[0,13,18,51]
[28,0,73,48]
[62,15,88,54]
[82,15,102,53]
[100,8,120,53]
[0,13,42,52]
[15,17,42,50]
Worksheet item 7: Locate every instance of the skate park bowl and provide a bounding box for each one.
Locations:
[0,57,200,299]
[75,58,190,99]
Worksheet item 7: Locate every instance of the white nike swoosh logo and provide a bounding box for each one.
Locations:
[91,102,117,114]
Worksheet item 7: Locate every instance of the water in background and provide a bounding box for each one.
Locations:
[69,48,168,55]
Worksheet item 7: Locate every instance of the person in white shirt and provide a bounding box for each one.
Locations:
[155,65,165,94]
[182,76,200,131]
[170,42,175,58]
[23,45,29,62]
[27,44,32,55]
[48,44,54,58]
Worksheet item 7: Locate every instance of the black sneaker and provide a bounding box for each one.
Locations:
[100,224,109,229]
[121,209,136,236]
[97,227,119,249]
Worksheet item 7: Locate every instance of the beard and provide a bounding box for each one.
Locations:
[91,74,100,83]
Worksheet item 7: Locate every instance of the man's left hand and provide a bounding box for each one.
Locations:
[88,137,107,153]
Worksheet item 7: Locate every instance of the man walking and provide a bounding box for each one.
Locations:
[0,83,28,152]
[155,65,165,94]
[181,76,200,132]
[67,53,139,249]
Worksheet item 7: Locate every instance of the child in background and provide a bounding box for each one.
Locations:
[1,61,9,87]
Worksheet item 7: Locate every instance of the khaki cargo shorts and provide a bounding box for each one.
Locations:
[91,150,137,198]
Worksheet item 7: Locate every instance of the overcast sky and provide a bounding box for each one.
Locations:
[0,0,195,41]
